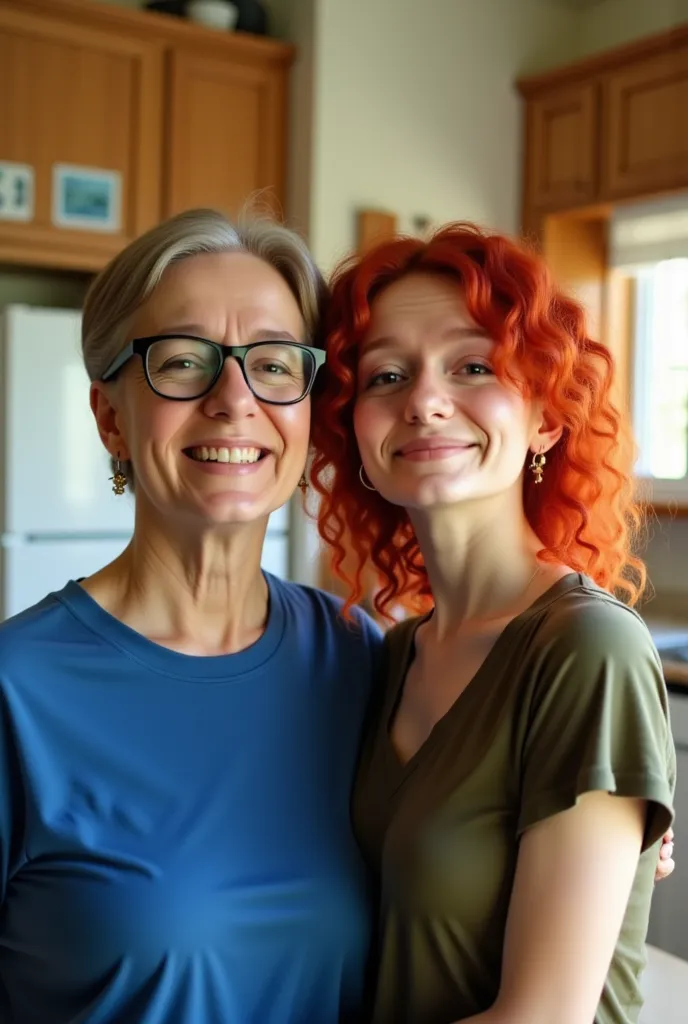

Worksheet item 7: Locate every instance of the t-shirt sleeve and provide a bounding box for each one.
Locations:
[517,599,676,850]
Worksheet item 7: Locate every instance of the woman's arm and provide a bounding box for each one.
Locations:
[456,790,645,1024]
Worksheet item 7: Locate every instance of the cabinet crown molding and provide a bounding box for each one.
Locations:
[516,23,688,95]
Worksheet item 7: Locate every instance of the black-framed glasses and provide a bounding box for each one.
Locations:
[100,335,327,405]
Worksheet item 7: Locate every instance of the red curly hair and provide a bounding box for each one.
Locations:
[309,223,646,620]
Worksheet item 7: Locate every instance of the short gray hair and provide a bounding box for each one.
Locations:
[83,207,327,381]
[82,208,327,489]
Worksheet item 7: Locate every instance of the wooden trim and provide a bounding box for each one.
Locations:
[664,662,688,685]
[0,238,127,272]
[260,63,290,218]
[516,23,688,96]
[643,502,688,518]
[541,211,607,341]
[131,43,165,235]
[356,209,398,253]
[0,5,157,57]
[0,0,295,65]
[603,270,634,412]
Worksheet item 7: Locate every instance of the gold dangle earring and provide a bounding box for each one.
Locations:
[529,449,546,485]
[110,457,127,496]
[298,472,308,494]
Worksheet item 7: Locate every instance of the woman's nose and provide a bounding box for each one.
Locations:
[202,357,258,418]
[403,371,455,424]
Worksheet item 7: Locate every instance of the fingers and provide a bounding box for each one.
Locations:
[655,854,675,883]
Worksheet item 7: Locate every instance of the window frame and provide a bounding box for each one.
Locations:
[630,259,688,506]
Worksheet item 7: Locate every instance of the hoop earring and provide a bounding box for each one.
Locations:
[359,464,377,491]
[110,458,127,496]
[529,449,546,485]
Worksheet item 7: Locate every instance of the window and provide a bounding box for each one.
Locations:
[609,194,688,503]
[632,258,688,487]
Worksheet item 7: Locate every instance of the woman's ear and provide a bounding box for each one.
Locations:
[90,382,131,462]
[530,408,563,455]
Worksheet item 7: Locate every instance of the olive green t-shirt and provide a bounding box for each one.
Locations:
[353,574,676,1024]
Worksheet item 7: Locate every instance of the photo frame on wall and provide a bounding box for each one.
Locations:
[52,164,122,232]
[0,161,35,222]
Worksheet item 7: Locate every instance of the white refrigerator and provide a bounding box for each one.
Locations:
[0,305,290,621]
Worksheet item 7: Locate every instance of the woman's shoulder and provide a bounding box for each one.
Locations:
[0,589,72,651]
[268,575,385,648]
[0,587,82,696]
[530,573,659,664]
[517,575,669,733]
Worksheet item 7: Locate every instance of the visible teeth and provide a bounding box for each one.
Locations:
[190,446,262,464]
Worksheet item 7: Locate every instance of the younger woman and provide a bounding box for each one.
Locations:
[311,223,677,1024]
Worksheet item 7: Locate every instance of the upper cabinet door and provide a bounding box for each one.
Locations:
[0,5,163,271]
[526,82,600,211]
[602,44,688,199]
[165,47,290,220]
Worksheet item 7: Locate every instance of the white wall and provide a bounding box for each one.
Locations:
[277,0,688,269]
[577,0,688,57]
[269,0,577,580]
[276,0,577,269]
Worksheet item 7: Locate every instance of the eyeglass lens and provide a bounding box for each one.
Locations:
[145,339,315,402]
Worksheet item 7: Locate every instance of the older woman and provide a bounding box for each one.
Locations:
[311,223,677,1024]
[0,211,674,1024]
[0,210,381,1024]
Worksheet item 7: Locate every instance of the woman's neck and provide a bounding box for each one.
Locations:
[409,485,552,640]
[82,506,270,656]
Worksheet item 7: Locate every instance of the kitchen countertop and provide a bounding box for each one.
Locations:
[642,611,688,690]
[664,660,688,688]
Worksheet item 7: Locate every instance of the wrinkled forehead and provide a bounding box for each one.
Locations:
[132,251,307,340]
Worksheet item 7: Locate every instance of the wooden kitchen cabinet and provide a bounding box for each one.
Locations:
[524,82,600,212]
[602,44,688,199]
[0,0,294,272]
[165,44,289,219]
[0,2,163,270]
[517,25,688,231]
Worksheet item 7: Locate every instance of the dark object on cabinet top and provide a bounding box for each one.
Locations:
[235,0,268,35]
[145,0,187,17]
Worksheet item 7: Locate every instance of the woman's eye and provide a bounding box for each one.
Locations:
[258,362,289,375]
[457,361,493,377]
[367,370,405,388]
[163,358,204,371]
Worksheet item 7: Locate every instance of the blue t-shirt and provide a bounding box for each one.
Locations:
[0,574,382,1024]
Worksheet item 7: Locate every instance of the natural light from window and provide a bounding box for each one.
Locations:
[632,258,688,481]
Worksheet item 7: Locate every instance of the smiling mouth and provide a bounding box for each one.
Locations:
[396,443,477,459]
[184,446,268,464]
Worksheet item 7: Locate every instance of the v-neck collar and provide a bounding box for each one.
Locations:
[383,572,585,774]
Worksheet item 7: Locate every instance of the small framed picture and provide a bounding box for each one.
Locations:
[52,164,121,233]
[0,161,35,222]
